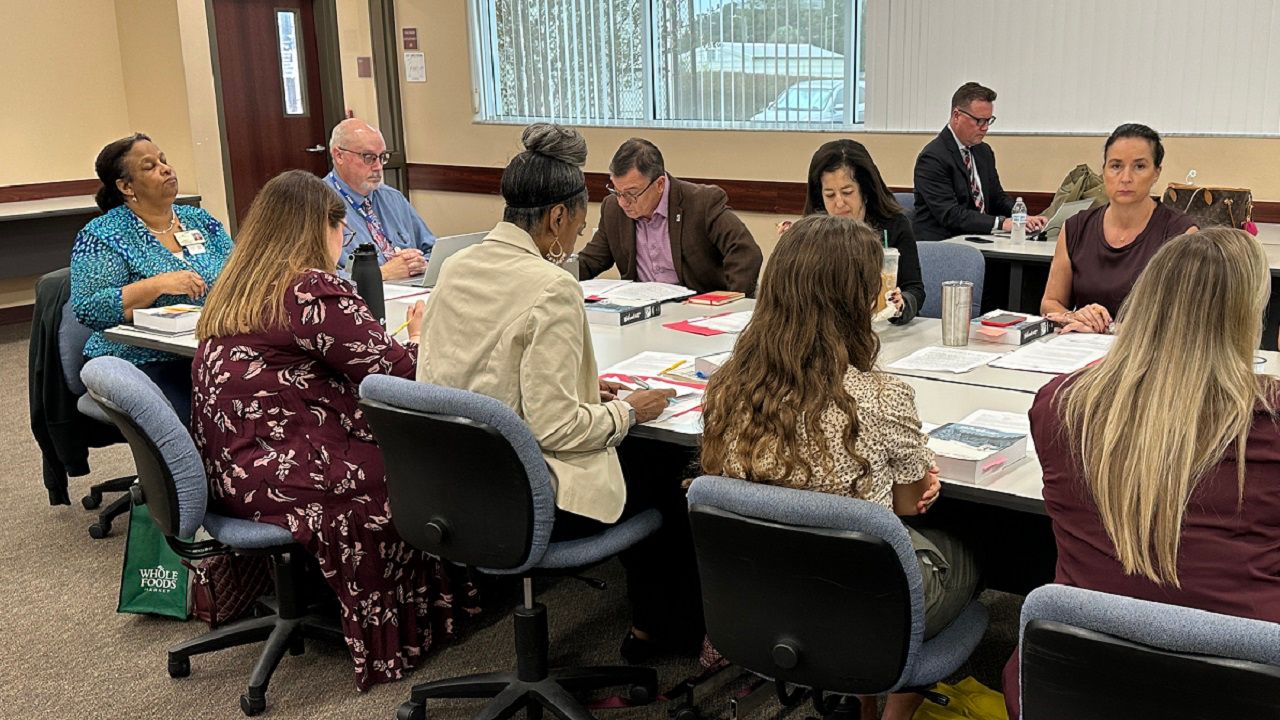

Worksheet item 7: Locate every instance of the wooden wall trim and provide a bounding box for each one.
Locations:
[407,162,1280,223]
[0,179,101,204]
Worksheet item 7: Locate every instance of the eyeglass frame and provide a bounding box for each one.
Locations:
[337,146,393,166]
[606,175,662,204]
[341,221,356,246]
[954,107,997,128]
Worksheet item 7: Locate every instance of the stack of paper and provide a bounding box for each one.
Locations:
[665,311,753,336]
[989,334,1116,374]
[886,347,1004,374]
[581,279,695,306]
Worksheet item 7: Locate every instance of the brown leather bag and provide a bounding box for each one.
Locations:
[1161,182,1253,228]
[184,554,273,628]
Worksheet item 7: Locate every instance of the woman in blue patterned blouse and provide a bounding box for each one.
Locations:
[71,133,232,423]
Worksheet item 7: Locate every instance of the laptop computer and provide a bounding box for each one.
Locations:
[1031,198,1095,242]
[420,231,489,287]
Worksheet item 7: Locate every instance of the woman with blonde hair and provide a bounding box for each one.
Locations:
[1004,227,1280,718]
[700,214,979,720]
[192,170,476,690]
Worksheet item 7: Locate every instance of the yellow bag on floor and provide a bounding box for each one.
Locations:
[912,677,1009,720]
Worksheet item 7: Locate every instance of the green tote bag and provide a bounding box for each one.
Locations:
[117,503,190,620]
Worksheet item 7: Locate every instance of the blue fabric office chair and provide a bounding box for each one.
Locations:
[915,242,985,319]
[359,375,662,720]
[1018,584,1280,719]
[28,267,137,537]
[893,191,916,216]
[685,475,988,717]
[81,356,343,717]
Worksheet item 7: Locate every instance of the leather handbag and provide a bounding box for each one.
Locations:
[184,554,273,628]
[1161,182,1253,229]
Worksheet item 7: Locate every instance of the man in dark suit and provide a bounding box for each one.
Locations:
[912,82,1047,243]
[578,138,763,295]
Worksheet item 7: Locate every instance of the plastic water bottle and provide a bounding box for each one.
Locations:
[350,243,386,327]
[1011,197,1028,243]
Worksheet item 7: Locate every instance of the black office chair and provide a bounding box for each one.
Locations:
[686,475,988,718]
[1018,584,1280,719]
[29,267,136,537]
[82,356,344,716]
[359,375,662,720]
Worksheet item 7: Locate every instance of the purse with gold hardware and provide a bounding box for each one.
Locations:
[1161,182,1253,230]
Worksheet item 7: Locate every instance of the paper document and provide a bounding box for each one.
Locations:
[601,282,695,305]
[886,347,1004,374]
[383,284,430,301]
[602,351,696,378]
[615,379,699,398]
[688,311,752,333]
[990,333,1116,374]
[580,279,632,298]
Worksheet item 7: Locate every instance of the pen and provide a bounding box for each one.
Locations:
[658,359,686,376]
[622,375,650,390]
[391,317,413,337]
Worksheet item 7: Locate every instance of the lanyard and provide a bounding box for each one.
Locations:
[328,175,391,254]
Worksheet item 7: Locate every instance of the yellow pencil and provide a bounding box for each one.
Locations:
[391,317,413,337]
[657,359,686,376]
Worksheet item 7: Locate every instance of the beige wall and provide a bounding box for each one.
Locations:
[398,0,1280,257]
[336,0,381,126]
[0,2,132,185]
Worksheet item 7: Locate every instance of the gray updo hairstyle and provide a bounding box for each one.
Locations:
[501,123,589,231]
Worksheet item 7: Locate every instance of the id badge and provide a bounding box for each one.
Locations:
[174,230,205,248]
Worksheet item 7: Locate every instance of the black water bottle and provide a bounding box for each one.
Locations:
[350,243,385,326]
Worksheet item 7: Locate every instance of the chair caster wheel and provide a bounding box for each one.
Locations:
[396,700,425,720]
[168,655,191,678]
[628,681,657,705]
[82,493,102,510]
[240,692,266,716]
[671,706,701,720]
[88,522,110,539]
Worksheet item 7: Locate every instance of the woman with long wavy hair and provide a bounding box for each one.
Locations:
[1003,227,1280,718]
[700,214,979,720]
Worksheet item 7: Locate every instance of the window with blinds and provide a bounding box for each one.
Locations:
[470,0,866,129]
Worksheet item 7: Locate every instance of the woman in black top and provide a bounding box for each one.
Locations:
[804,139,925,324]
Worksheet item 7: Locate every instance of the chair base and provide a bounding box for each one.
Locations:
[168,551,344,716]
[82,474,135,539]
[399,600,657,720]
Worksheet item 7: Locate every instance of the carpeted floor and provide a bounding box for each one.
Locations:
[0,321,1021,719]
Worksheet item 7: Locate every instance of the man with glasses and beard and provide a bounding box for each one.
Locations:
[578,138,762,295]
[911,82,1048,243]
[326,118,435,279]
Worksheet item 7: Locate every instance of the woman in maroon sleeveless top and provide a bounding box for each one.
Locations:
[1041,124,1197,333]
[1004,228,1280,719]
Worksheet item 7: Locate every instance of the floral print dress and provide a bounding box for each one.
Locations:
[191,270,477,690]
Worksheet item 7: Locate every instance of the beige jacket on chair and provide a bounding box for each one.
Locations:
[416,222,631,523]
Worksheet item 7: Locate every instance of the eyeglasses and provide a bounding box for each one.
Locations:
[606,176,659,204]
[955,108,997,128]
[342,224,356,245]
[338,147,392,166]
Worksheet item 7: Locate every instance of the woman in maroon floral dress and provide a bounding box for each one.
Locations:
[191,170,477,690]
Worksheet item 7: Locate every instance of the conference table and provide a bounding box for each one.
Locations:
[944,222,1280,351]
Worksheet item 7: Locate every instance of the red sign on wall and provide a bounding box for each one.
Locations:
[402,27,418,50]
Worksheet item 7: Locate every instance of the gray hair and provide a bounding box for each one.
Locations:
[609,138,665,180]
[501,123,588,230]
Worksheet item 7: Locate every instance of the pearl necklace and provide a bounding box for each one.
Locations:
[139,209,177,235]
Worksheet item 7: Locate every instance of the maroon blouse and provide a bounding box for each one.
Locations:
[1005,372,1280,718]
[1065,202,1196,317]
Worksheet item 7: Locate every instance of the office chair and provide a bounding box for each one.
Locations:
[29,267,136,537]
[893,191,916,216]
[686,475,988,718]
[1018,584,1280,720]
[81,356,343,717]
[915,242,985,319]
[359,375,661,720]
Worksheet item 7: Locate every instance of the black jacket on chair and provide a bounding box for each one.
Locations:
[29,269,121,505]
[912,127,1016,243]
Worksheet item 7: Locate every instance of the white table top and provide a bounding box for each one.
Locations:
[0,194,201,222]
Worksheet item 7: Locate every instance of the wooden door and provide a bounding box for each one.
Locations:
[211,0,332,222]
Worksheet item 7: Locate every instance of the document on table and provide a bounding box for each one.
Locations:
[886,347,1004,374]
[580,278,633,298]
[989,333,1116,374]
[614,382,704,434]
[383,283,430,301]
[582,280,695,305]
[688,311,752,333]
[959,409,1035,453]
[602,351,696,378]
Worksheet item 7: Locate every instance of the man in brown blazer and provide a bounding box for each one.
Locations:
[578,138,763,296]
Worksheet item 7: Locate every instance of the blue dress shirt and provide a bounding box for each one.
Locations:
[325,171,436,272]
[70,204,232,365]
